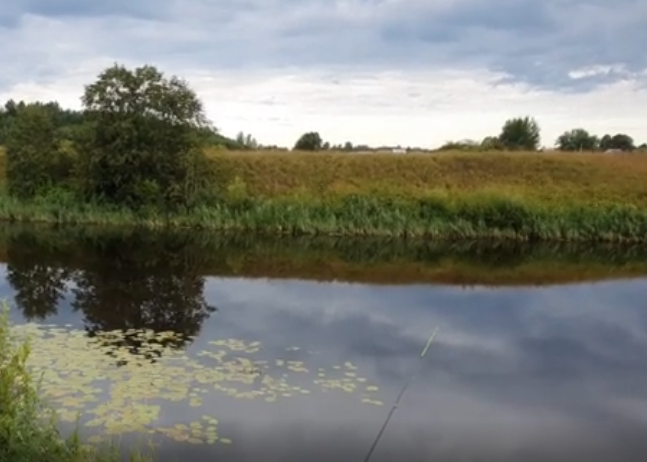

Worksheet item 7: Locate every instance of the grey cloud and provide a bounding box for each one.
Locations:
[1,0,647,93]
[16,0,166,21]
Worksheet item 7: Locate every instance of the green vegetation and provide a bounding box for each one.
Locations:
[293,131,323,151]
[498,116,541,151]
[0,300,154,462]
[0,63,646,241]
[555,129,637,152]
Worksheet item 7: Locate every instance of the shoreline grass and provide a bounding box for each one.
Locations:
[0,299,155,462]
[2,150,647,242]
[0,190,646,242]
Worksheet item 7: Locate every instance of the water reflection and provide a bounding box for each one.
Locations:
[1,225,647,461]
[6,228,217,363]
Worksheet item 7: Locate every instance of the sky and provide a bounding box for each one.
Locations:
[1,0,646,148]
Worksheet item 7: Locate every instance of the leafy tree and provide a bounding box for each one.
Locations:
[498,116,541,151]
[343,141,353,151]
[77,63,214,209]
[600,133,635,151]
[555,128,599,151]
[322,141,330,150]
[3,104,69,198]
[293,131,323,151]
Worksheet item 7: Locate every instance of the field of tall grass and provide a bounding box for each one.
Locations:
[0,299,154,462]
[1,148,647,241]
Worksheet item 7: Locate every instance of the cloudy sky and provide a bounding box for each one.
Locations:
[1,0,646,148]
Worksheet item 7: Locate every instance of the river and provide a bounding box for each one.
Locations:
[1,225,647,462]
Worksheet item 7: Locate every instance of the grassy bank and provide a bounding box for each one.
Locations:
[3,224,647,286]
[2,150,647,241]
[0,299,154,462]
[205,150,647,207]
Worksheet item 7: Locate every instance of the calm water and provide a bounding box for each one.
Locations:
[2,226,647,462]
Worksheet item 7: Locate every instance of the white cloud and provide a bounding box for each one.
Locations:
[1,0,646,148]
[4,64,647,148]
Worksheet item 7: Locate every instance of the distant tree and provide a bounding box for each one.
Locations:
[293,131,323,151]
[235,131,245,145]
[322,141,330,150]
[235,131,259,150]
[599,133,635,151]
[480,136,504,150]
[555,128,599,151]
[3,104,68,198]
[77,63,214,209]
[498,116,541,151]
[343,141,353,151]
[638,143,647,151]
[438,140,476,151]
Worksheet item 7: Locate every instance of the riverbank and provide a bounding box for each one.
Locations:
[0,190,646,242]
[1,150,647,242]
[0,300,154,462]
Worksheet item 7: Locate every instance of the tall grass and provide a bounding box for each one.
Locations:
[205,150,647,207]
[0,189,646,242]
[2,150,647,241]
[0,299,154,462]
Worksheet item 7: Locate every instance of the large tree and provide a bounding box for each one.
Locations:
[498,116,541,151]
[77,63,214,209]
[3,104,68,198]
[555,128,599,151]
[293,131,323,151]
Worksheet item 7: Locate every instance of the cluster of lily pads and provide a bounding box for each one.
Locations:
[11,323,385,448]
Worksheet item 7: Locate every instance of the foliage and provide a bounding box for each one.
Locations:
[0,299,154,462]
[1,184,647,241]
[498,116,541,151]
[76,63,214,209]
[600,133,635,151]
[293,131,323,151]
[480,136,504,150]
[1,148,647,240]
[555,128,599,151]
[3,104,74,198]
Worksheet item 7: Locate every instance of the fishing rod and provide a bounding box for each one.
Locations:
[362,327,440,462]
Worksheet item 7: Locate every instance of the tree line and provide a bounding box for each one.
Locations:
[292,118,646,152]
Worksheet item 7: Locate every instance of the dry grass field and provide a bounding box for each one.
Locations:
[206,149,647,207]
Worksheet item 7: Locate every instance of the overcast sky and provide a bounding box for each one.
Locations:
[1,0,646,148]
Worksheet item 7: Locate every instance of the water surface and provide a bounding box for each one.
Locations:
[1,225,647,462]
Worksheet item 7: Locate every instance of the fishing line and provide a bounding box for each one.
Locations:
[362,327,440,462]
